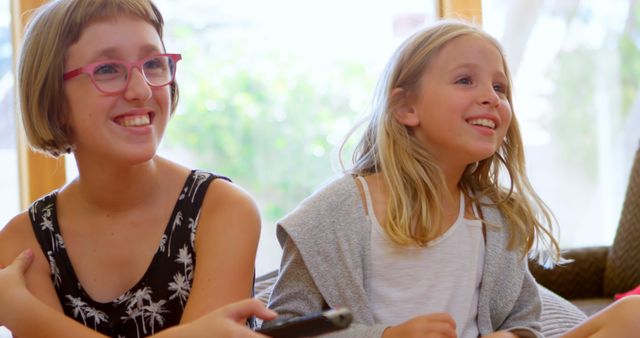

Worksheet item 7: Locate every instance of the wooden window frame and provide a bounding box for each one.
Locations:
[12,0,65,209]
[438,0,483,25]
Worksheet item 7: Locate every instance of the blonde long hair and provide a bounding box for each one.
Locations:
[346,20,561,262]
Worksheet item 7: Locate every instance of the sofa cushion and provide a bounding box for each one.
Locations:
[539,285,587,338]
[605,147,640,296]
[570,298,612,317]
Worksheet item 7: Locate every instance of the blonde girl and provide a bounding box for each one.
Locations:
[265,20,640,338]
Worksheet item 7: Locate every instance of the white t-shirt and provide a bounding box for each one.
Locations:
[359,177,485,338]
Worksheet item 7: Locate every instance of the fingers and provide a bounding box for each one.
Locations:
[385,313,458,338]
[10,249,34,274]
[424,313,456,331]
[426,323,457,338]
[218,299,277,322]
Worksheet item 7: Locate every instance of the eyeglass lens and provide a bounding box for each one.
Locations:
[92,55,176,92]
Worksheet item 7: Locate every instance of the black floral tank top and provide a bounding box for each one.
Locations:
[29,170,225,338]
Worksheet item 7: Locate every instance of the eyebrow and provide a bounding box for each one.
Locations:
[449,63,507,78]
[89,44,164,61]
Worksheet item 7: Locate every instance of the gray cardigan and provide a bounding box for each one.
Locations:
[267,175,543,338]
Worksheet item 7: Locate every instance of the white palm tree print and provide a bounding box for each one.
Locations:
[188,217,198,249]
[168,273,190,308]
[40,204,56,251]
[121,306,143,338]
[166,211,183,256]
[86,307,109,330]
[128,287,154,335]
[188,172,210,202]
[29,199,40,221]
[66,295,109,329]
[55,233,65,249]
[48,251,62,288]
[175,245,193,280]
[66,295,89,325]
[178,186,186,201]
[159,234,168,253]
[144,300,168,334]
[114,291,133,306]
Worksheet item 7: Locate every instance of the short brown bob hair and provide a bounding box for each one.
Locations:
[18,0,179,157]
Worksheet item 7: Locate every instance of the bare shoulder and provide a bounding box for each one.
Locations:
[0,211,36,264]
[194,177,261,243]
[181,178,260,318]
[0,210,49,273]
[203,178,260,223]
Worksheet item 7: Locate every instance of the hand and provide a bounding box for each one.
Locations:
[382,313,457,338]
[0,249,34,324]
[173,299,277,338]
[482,331,518,338]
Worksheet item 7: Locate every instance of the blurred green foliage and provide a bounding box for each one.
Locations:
[165,47,372,222]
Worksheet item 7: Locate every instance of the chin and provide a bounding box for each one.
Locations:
[122,147,159,164]
[469,148,499,163]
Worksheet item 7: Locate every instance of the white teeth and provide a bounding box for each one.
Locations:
[120,115,150,127]
[468,118,495,129]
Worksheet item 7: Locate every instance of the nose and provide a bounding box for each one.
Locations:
[123,67,152,101]
[479,84,500,107]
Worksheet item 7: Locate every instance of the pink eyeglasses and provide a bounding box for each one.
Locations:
[63,53,182,94]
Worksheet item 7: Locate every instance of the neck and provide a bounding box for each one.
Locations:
[434,160,466,220]
[67,154,165,213]
[442,164,465,200]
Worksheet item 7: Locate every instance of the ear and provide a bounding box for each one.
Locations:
[391,88,419,127]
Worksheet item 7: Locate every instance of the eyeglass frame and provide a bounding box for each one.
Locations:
[62,53,182,95]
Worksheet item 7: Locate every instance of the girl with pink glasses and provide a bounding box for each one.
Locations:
[0,0,272,336]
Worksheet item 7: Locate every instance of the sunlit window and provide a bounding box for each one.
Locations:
[0,0,19,230]
[154,0,437,275]
[483,0,640,247]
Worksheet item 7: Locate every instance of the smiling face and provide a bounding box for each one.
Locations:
[395,34,513,173]
[64,15,171,165]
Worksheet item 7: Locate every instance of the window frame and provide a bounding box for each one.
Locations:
[12,0,66,209]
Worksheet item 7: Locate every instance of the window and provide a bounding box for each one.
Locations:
[483,0,640,247]
[153,0,437,275]
[0,0,18,230]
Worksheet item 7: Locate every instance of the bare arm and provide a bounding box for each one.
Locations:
[0,213,66,338]
[180,179,261,322]
[561,296,640,338]
[0,249,113,338]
